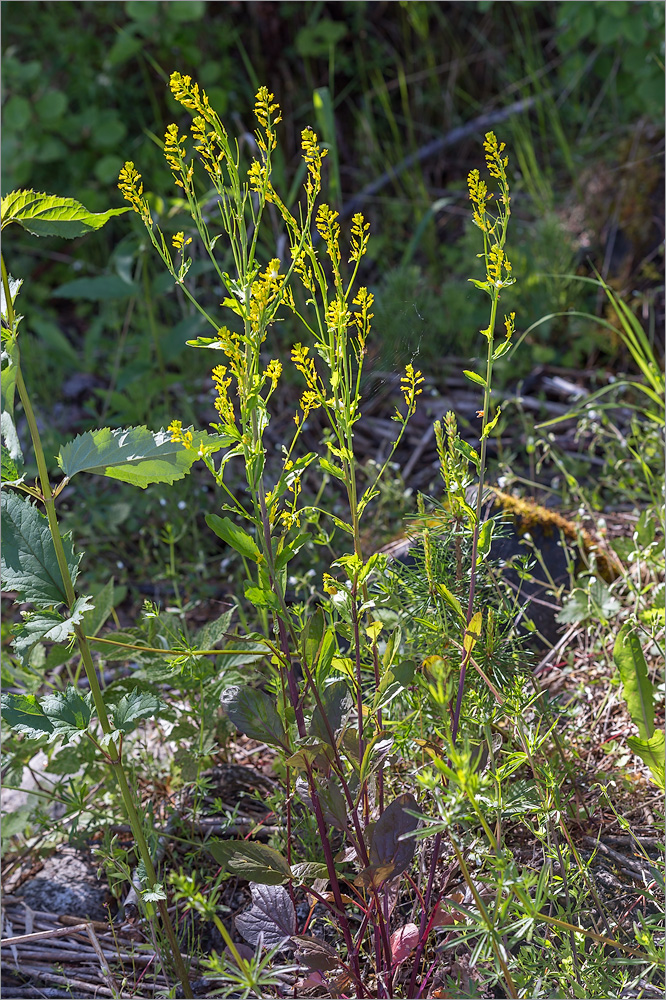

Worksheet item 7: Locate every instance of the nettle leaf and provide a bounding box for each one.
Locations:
[236,883,296,948]
[1,692,54,740]
[58,426,231,489]
[208,840,292,885]
[614,623,655,739]
[41,687,94,745]
[108,689,163,734]
[1,190,130,238]
[1,491,80,607]
[309,680,353,747]
[12,595,94,665]
[220,685,287,749]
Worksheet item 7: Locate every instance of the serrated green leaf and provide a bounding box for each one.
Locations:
[58,426,231,488]
[220,685,287,748]
[12,595,94,665]
[614,624,654,739]
[1,692,54,740]
[40,687,94,745]
[1,190,130,238]
[205,514,260,561]
[1,491,80,607]
[627,730,665,789]
[207,839,292,884]
[1,441,21,481]
[108,689,163,734]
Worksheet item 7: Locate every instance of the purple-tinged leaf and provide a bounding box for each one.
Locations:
[235,883,296,949]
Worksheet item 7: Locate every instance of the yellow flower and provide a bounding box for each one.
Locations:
[118,162,152,227]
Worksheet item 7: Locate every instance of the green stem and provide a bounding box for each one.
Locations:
[11,344,193,999]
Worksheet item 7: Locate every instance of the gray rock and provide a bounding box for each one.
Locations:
[13,846,110,922]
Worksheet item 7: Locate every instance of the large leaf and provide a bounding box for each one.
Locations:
[58,426,231,489]
[1,190,130,238]
[627,731,665,790]
[235,883,296,948]
[357,793,419,887]
[1,692,54,740]
[220,685,287,749]
[208,840,292,885]
[12,595,94,665]
[614,623,654,739]
[40,687,94,745]
[1,491,80,607]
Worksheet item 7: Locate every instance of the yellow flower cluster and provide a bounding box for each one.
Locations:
[467,167,491,234]
[291,343,318,389]
[352,287,374,348]
[191,115,226,182]
[254,87,281,156]
[400,363,425,408]
[483,131,508,181]
[265,358,282,391]
[248,259,284,338]
[212,364,236,428]
[118,162,152,227]
[164,123,190,189]
[169,72,216,123]
[168,420,193,449]
[316,204,341,268]
[172,232,192,252]
[487,243,513,287]
[301,127,326,198]
[349,213,370,262]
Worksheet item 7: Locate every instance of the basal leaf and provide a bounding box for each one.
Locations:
[220,685,287,748]
[108,689,163,734]
[1,491,80,607]
[627,730,665,789]
[614,623,654,739]
[1,692,54,740]
[58,426,231,488]
[236,883,296,947]
[390,923,420,965]
[1,190,130,238]
[208,840,292,885]
[293,935,340,973]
